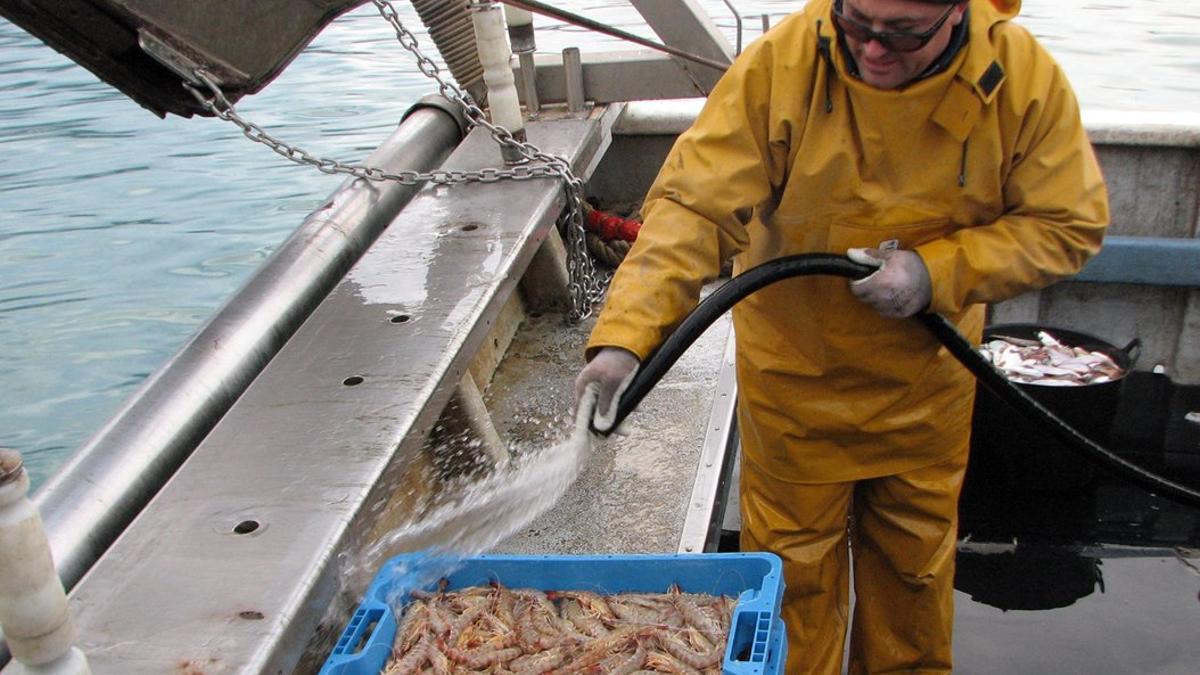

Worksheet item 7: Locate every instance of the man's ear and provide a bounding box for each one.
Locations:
[951,3,969,27]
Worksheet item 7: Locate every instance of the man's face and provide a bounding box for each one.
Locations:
[838,0,967,90]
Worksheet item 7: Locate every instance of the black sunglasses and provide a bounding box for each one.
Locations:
[833,4,957,53]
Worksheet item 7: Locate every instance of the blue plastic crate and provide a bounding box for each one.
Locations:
[321,552,785,675]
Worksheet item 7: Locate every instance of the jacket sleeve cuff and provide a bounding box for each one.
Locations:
[584,329,656,364]
[914,238,967,315]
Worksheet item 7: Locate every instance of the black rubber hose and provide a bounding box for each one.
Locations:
[600,253,1200,509]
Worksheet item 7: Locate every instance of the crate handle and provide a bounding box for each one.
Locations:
[726,608,772,666]
[319,604,396,675]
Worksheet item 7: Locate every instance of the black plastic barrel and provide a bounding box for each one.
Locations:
[968,323,1141,493]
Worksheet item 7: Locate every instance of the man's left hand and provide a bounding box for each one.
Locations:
[847,247,932,318]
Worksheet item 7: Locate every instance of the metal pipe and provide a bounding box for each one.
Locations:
[563,47,585,113]
[518,51,540,117]
[505,5,540,117]
[29,100,464,598]
[719,0,743,55]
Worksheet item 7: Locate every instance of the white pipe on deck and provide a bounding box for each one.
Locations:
[0,450,89,675]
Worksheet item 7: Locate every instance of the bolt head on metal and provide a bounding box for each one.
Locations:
[501,128,530,165]
[501,145,530,165]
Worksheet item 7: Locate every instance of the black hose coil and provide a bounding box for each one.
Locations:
[602,253,1200,509]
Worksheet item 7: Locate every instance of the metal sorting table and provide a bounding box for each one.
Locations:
[32,108,629,675]
[491,305,735,557]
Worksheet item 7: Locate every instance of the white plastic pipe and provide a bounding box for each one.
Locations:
[472,2,526,162]
[0,450,89,674]
[503,5,532,27]
[14,650,90,675]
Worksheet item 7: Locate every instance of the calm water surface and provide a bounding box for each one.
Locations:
[1,1,1197,489]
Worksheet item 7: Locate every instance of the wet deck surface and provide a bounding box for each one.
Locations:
[716,371,1200,673]
[953,548,1199,674]
[949,372,1200,672]
[488,299,731,555]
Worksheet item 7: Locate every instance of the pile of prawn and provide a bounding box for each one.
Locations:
[383,581,735,674]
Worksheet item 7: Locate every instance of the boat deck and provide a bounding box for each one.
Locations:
[10,102,1195,674]
[954,374,1200,674]
[490,299,1200,675]
[954,547,1199,674]
[491,298,733,556]
[714,372,1200,674]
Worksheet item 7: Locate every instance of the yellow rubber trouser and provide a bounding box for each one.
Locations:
[740,447,968,674]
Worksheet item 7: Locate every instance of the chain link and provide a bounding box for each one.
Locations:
[373,0,611,320]
[182,0,606,320]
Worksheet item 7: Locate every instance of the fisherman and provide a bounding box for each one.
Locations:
[574,0,1108,672]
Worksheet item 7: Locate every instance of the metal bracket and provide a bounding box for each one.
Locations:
[137,28,245,88]
[136,29,207,85]
[678,330,740,553]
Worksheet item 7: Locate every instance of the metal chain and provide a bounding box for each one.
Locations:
[371,0,606,319]
[182,0,606,320]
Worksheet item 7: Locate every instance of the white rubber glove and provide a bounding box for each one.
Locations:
[847,247,932,318]
[573,347,640,432]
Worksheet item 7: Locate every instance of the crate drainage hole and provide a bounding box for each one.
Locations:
[390,315,410,324]
[356,617,380,653]
[233,520,260,535]
[238,611,265,620]
[343,376,364,386]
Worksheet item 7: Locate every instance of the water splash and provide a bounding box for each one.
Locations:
[339,394,597,602]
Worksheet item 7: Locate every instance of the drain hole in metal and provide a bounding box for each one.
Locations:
[233,520,260,535]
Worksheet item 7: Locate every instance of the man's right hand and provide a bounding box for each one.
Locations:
[573,347,640,432]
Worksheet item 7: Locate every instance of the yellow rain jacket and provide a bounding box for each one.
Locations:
[587,0,1108,483]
